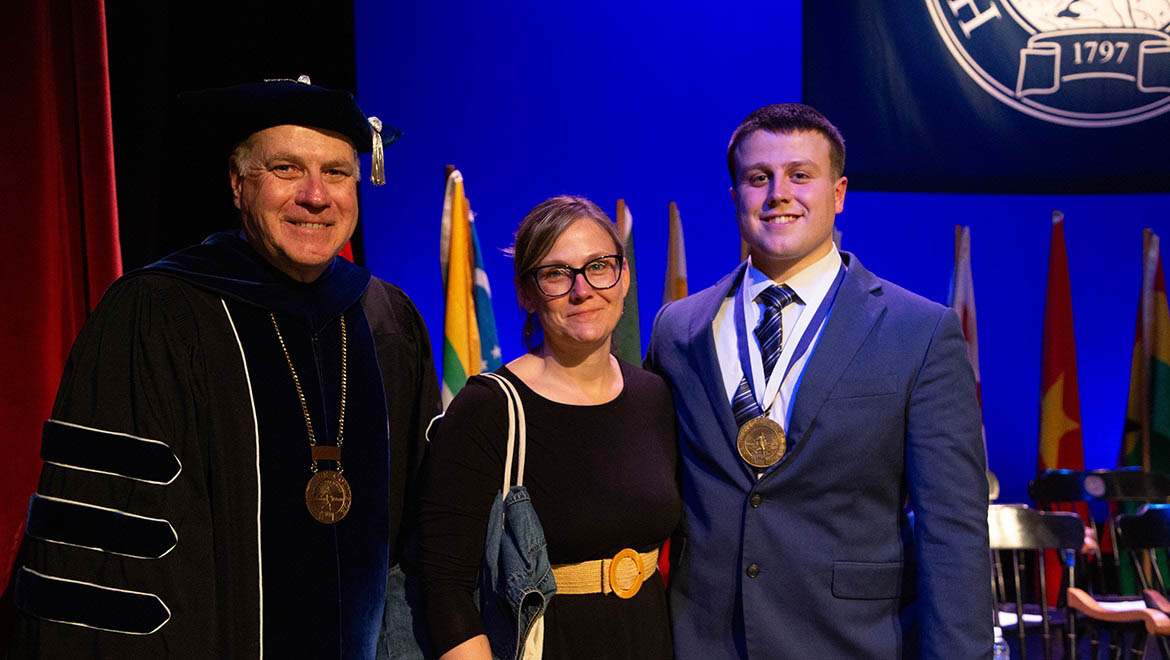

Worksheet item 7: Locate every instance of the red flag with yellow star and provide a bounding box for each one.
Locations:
[1038,212,1088,604]
[1039,211,1085,474]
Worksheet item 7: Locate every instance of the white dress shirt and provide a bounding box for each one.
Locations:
[712,246,844,432]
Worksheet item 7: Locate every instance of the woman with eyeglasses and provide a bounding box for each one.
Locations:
[418,195,681,659]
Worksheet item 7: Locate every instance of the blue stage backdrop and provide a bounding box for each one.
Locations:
[356,0,1169,505]
[804,2,1170,193]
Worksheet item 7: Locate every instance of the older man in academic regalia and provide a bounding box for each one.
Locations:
[9,78,440,659]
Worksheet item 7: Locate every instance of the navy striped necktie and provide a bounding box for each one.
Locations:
[732,284,800,427]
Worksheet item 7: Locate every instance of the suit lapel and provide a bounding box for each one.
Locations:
[785,253,886,456]
[686,264,755,483]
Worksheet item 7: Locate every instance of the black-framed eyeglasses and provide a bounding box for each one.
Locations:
[528,254,624,297]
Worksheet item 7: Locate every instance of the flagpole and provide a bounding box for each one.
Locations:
[1138,229,1153,580]
[665,201,688,304]
[954,225,962,276]
[1141,228,1155,473]
[440,167,488,407]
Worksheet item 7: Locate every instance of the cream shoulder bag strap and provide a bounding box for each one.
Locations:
[481,372,544,660]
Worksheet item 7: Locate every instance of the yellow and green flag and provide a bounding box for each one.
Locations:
[1116,230,1169,592]
[440,169,501,407]
[1120,229,1170,472]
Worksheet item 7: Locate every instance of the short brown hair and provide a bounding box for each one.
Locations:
[726,103,846,182]
[509,195,622,350]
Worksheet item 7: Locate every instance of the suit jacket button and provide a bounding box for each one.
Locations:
[746,563,760,578]
[749,494,762,508]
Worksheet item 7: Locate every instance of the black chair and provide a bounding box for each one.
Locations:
[1030,469,1170,506]
[1030,469,1170,598]
[988,504,1085,660]
[1116,504,1170,658]
[1117,504,1170,595]
[1030,470,1170,658]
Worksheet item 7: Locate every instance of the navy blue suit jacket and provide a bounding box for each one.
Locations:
[646,252,991,659]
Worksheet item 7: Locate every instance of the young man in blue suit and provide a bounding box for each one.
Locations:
[645,104,992,658]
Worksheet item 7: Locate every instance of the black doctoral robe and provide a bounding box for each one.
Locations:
[10,232,441,659]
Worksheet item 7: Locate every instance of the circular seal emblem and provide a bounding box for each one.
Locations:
[736,417,787,468]
[925,0,1170,126]
[305,470,352,524]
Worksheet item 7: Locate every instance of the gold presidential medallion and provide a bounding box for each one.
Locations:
[305,469,352,524]
[272,312,352,526]
[737,417,786,468]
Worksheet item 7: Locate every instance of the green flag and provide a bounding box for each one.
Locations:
[471,213,502,373]
[1119,230,1170,471]
[1117,230,1169,593]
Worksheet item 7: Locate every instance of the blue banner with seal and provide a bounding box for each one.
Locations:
[803,2,1170,193]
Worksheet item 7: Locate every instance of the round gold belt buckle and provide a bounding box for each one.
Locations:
[609,548,644,599]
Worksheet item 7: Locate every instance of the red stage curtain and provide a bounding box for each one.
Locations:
[0,0,121,592]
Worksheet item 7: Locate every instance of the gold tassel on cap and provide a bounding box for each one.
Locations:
[368,116,386,186]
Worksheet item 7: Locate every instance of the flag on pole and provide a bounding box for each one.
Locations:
[612,199,641,364]
[1038,211,1088,603]
[1038,211,1085,474]
[1117,229,1170,592]
[440,169,501,407]
[948,225,991,495]
[658,201,689,586]
[664,201,687,303]
[1120,230,1170,471]
[471,215,502,374]
[948,226,983,422]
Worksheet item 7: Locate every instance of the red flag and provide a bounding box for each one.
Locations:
[1038,211,1085,473]
[1038,211,1088,604]
[948,226,987,459]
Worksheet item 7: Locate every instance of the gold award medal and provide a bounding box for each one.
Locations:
[305,470,352,524]
[736,416,786,468]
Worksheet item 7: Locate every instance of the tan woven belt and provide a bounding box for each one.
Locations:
[552,547,659,599]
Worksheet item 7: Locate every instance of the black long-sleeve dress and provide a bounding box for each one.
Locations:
[420,360,681,659]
